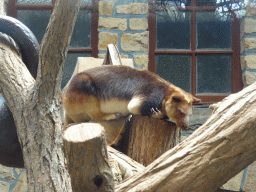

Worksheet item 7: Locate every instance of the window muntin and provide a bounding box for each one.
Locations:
[150,0,242,103]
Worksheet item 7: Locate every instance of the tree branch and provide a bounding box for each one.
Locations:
[0,0,82,191]
[35,0,81,104]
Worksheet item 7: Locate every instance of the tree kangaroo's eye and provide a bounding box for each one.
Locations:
[172,96,182,103]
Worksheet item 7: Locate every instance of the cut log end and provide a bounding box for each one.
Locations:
[63,123,115,192]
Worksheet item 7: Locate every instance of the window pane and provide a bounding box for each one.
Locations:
[197,55,231,94]
[70,10,91,47]
[156,9,191,49]
[17,0,51,4]
[17,10,51,44]
[156,55,191,93]
[196,11,231,49]
[62,53,91,89]
[196,0,217,6]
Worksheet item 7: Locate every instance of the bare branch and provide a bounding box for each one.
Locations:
[35,0,81,104]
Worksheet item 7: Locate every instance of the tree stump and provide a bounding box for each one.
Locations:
[63,123,114,192]
[126,115,181,166]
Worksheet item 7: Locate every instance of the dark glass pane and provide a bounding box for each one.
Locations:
[17,0,51,4]
[70,10,91,47]
[61,53,91,88]
[156,9,191,49]
[156,55,191,93]
[196,11,231,49]
[196,0,217,6]
[197,55,231,93]
[17,10,51,44]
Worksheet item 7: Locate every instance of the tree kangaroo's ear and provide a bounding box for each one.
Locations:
[192,97,201,105]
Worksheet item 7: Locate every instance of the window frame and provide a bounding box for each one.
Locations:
[7,0,99,58]
[148,0,243,104]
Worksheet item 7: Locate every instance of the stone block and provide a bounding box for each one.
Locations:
[244,161,256,192]
[13,171,27,192]
[129,18,148,30]
[242,71,256,85]
[98,32,118,51]
[121,31,149,52]
[0,181,10,192]
[241,38,256,53]
[15,168,23,175]
[99,17,127,31]
[241,18,256,38]
[116,3,148,14]
[245,2,256,17]
[99,1,113,15]
[0,164,16,181]
[134,54,148,68]
[241,55,256,70]
[221,171,244,191]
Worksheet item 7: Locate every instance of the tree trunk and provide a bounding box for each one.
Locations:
[127,115,181,166]
[0,0,81,191]
[116,82,256,192]
[63,123,115,192]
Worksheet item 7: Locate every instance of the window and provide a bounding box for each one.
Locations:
[149,0,243,103]
[7,0,99,88]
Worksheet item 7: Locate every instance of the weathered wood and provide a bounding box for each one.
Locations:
[127,115,181,166]
[90,118,127,146]
[108,146,145,180]
[63,123,114,192]
[116,82,256,192]
[0,0,81,191]
[103,44,122,65]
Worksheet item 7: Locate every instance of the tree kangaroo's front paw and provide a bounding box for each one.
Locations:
[103,113,122,121]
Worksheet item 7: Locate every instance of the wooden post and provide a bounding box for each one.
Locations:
[126,115,181,166]
[63,123,115,192]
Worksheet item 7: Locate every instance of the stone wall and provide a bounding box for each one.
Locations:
[98,0,149,68]
[241,2,256,86]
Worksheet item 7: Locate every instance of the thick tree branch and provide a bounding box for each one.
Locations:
[116,82,256,192]
[0,0,82,191]
[35,0,81,104]
[0,38,34,116]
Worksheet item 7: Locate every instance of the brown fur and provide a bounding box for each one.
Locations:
[63,65,200,129]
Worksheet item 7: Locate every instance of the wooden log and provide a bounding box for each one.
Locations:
[103,44,122,66]
[108,146,145,179]
[90,117,127,146]
[107,146,145,184]
[126,115,181,166]
[63,123,114,192]
[116,82,256,192]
